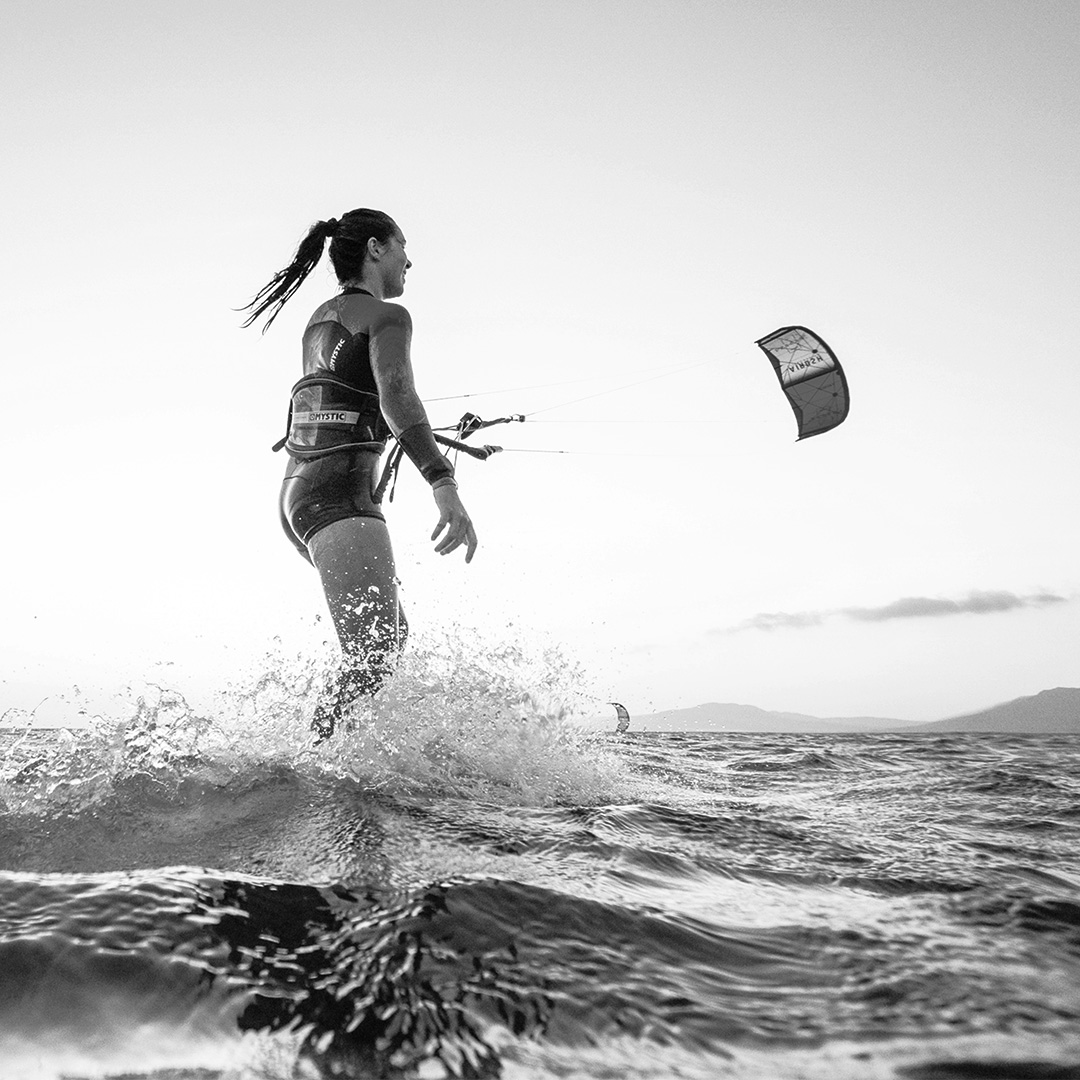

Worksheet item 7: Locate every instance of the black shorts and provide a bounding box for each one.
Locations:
[279,447,386,557]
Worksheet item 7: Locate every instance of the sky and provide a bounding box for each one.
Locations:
[2,0,1078,724]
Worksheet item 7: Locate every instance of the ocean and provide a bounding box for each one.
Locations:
[2,651,1079,1080]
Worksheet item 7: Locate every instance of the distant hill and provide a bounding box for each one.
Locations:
[629,702,911,734]
[911,687,1080,734]
[599,689,1080,733]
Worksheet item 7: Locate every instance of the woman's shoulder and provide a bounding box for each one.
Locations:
[369,299,411,332]
[306,295,345,328]
[307,292,411,332]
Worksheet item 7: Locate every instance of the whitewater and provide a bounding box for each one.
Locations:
[2,640,1079,1080]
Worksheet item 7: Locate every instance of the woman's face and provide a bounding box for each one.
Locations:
[379,231,412,299]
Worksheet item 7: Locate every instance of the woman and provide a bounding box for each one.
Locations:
[242,209,478,741]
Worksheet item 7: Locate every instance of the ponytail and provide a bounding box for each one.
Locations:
[240,218,338,332]
[241,208,399,332]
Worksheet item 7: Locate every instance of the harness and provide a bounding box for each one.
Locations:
[273,375,512,501]
[272,372,388,460]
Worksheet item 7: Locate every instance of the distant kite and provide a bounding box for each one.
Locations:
[756,326,849,440]
[609,702,631,734]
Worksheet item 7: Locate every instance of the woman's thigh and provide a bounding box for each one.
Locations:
[306,517,403,652]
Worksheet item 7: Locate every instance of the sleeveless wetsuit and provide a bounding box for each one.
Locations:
[278,288,392,556]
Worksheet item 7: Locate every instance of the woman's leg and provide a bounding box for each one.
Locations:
[305,516,408,739]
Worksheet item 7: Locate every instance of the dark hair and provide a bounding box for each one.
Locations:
[241,208,399,331]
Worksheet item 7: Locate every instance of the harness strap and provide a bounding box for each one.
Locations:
[371,443,402,504]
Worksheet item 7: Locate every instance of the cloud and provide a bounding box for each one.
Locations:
[842,590,1067,622]
[728,611,824,633]
[721,590,1068,633]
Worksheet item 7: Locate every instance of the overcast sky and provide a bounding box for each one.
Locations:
[2,0,1078,724]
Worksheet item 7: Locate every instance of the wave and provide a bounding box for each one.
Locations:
[0,866,853,1078]
[5,677,1080,1079]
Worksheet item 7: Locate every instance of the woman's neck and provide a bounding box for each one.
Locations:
[340,275,382,299]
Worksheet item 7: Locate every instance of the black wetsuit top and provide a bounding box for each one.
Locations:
[301,288,385,403]
[278,289,391,555]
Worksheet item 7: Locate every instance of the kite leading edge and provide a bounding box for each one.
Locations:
[756,326,849,440]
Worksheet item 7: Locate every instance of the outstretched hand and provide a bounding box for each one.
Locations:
[431,485,478,563]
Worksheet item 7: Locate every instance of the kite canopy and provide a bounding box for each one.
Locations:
[756,326,849,440]
[609,702,631,734]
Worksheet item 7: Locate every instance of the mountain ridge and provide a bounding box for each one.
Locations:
[623,688,1080,734]
[910,687,1080,734]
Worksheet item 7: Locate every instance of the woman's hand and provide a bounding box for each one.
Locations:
[431,485,478,562]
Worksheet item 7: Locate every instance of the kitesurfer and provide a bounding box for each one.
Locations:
[242,209,478,740]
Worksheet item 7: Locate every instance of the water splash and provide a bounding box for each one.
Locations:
[1,622,631,815]
[305,623,627,805]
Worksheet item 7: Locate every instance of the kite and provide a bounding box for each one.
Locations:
[756,326,849,440]
[609,702,631,734]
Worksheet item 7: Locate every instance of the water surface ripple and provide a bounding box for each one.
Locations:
[2,725,1079,1079]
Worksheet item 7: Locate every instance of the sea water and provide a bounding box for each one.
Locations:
[2,643,1079,1079]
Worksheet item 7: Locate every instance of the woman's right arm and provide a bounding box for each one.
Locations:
[370,303,478,562]
[368,302,427,434]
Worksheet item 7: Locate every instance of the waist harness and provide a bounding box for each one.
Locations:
[272,373,388,460]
